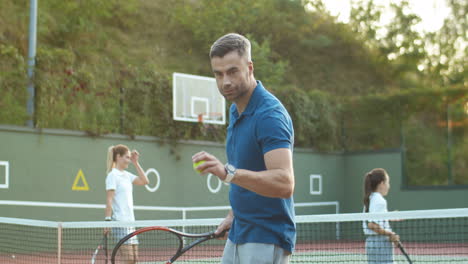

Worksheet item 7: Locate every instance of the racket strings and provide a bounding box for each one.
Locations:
[113,229,181,263]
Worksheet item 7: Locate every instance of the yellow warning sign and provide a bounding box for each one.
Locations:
[72,169,89,191]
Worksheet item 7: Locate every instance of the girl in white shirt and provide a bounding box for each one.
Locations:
[363,168,400,264]
[104,144,149,264]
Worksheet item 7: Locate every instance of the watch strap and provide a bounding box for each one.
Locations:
[224,163,236,183]
[224,171,234,183]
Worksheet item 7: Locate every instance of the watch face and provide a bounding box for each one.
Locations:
[227,164,235,173]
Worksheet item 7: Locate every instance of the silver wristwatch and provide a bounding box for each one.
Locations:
[224,163,237,183]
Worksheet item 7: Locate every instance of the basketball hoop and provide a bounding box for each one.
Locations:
[172,72,226,125]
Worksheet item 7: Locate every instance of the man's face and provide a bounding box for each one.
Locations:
[211,51,252,102]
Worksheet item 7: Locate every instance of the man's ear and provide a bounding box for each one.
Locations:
[248,61,254,75]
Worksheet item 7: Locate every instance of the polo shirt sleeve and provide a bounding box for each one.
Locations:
[127,171,138,183]
[368,194,387,226]
[257,110,293,154]
[105,172,116,191]
[369,195,387,213]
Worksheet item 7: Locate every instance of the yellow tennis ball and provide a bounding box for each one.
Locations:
[193,160,206,173]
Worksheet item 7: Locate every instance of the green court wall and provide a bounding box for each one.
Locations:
[343,151,468,213]
[0,126,466,221]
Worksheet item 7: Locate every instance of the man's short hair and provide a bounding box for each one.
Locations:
[209,33,251,61]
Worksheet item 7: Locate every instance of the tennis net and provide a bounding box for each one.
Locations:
[0,208,466,263]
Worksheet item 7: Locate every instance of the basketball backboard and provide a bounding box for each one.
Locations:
[173,72,226,125]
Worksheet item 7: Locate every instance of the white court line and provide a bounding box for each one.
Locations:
[0,200,339,211]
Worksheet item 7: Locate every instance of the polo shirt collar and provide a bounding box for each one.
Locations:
[112,168,125,175]
[240,80,265,116]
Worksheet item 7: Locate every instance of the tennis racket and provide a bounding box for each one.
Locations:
[397,241,413,264]
[91,233,108,264]
[111,226,227,264]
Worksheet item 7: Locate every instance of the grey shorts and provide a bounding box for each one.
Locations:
[221,239,290,264]
[111,227,138,245]
[366,235,394,264]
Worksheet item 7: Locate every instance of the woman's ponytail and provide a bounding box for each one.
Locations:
[106,146,115,174]
[363,172,373,212]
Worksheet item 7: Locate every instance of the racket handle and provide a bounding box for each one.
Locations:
[214,229,229,238]
[397,242,413,264]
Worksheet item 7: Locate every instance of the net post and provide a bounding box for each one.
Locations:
[57,222,62,264]
[336,202,341,240]
[182,210,187,245]
[183,209,187,233]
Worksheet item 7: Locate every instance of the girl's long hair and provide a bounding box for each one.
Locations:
[106,144,130,174]
[363,168,387,212]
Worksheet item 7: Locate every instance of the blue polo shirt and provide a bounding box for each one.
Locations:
[226,81,296,252]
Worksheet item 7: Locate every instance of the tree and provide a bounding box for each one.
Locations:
[349,0,427,89]
[422,0,467,87]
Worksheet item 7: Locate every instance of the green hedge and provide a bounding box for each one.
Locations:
[0,45,28,125]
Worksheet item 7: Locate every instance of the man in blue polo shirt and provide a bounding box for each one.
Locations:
[192,33,295,264]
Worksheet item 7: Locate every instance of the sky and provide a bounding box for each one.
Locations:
[322,0,452,33]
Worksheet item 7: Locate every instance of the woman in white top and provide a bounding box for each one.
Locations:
[104,144,149,264]
[363,168,400,264]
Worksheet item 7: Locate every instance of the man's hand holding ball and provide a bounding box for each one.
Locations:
[193,160,206,173]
